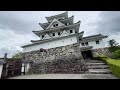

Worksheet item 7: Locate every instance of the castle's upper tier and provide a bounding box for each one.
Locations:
[45,11,68,22]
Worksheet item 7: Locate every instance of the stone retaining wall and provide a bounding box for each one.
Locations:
[22,43,83,63]
[28,57,88,74]
[92,47,112,57]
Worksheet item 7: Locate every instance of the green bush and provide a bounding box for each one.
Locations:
[112,50,120,59]
[93,55,108,63]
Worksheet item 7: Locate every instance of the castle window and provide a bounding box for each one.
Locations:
[70,30,73,33]
[42,35,44,39]
[58,32,61,35]
[96,40,100,44]
[65,23,69,25]
[52,33,55,36]
[53,23,58,27]
[85,42,89,46]
[81,43,85,46]
[58,18,61,21]
[75,31,77,33]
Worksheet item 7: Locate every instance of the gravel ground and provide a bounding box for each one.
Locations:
[9,74,118,79]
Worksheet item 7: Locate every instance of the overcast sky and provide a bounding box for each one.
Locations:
[0,11,120,57]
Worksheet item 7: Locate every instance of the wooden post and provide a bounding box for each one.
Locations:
[3,53,7,78]
[4,53,7,62]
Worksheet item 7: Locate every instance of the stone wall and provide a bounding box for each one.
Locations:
[92,47,112,57]
[28,57,88,74]
[22,43,83,63]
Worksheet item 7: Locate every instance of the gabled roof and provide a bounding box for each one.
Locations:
[39,16,74,30]
[45,12,68,22]
[33,21,81,37]
[46,18,65,29]
[80,34,108,42]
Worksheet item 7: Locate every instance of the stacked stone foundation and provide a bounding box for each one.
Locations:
[22,43,87,74]
[92,47,112,58]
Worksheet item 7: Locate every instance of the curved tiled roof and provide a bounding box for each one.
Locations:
[39,16,74,30]
[33,21,81,36]
[45,12,68,22]
[80,34,108,42]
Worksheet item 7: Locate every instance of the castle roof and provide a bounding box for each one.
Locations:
[45,12,68,22]
[39,16,74,29]
[33,21,81,37]
[80,34,108,42]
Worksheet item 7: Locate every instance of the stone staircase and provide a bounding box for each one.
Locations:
[85,60,112,74]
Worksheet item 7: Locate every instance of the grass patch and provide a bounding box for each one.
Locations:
[94,56,120,78]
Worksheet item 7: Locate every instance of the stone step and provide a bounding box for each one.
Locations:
[88,69,112,74]
[88,65,109,69]
[86,63,106,65]
[85,60,103,63]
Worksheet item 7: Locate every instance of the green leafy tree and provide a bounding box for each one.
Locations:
[108,39,120,53]
[108,39,119,47]
[12,52,22,59]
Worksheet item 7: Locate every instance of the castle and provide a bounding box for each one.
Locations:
[20,11,111,74]
[22,12,108,60]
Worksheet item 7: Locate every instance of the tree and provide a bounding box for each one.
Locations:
[12,52,22,59]
[108,39,120,59]
[108,39,119,47]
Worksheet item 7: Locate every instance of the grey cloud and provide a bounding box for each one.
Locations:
[0,11,42,34]
[94,11,120,35]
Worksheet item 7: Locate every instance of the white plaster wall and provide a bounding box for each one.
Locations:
[40,29,75,39]
[23,35,77,52]
[0,65,3,79]
[80,39,105,49]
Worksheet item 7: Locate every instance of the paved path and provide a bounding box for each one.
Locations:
[9,74,118,79]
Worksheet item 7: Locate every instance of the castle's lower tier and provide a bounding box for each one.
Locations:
[23,35,78,52]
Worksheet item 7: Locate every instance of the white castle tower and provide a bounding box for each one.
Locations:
[22,12,84,52]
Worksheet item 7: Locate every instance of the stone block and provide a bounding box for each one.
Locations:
[67,49,74,53]
[62,47,66,51]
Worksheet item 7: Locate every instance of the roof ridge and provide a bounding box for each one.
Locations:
[45,11,67,18]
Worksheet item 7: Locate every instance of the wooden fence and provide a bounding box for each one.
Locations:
[1,58,22,79]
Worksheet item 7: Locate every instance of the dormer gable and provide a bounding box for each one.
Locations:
[43,33,51,39]
[46,19,65,29]
[61,30,69,36]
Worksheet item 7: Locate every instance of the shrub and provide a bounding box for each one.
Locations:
[112,50,120,59]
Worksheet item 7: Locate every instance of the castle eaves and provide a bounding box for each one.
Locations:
[22,32,84,48]
[33,21,81,36]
